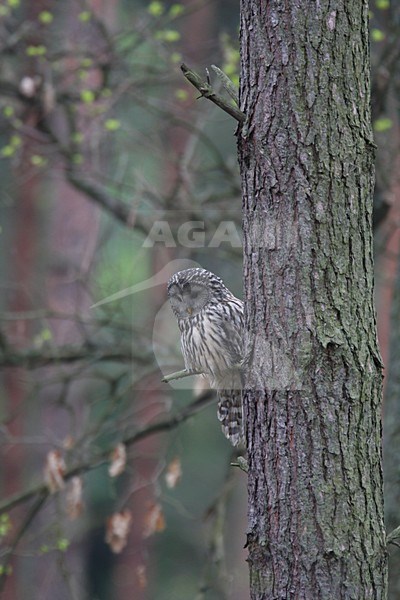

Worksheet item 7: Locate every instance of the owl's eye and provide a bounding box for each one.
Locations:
[191,291,199,299]
[168,284,180,297]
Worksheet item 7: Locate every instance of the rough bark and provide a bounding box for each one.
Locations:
[238,1,387,598]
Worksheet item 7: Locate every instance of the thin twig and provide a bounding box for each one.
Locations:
[0,491,48,593]
[0,391,214,515]
[231,456,249,473]
[0,343,151,368]
[387,524,400,544]
[210,65,239,106]
[180,63,245,124]
[161,368,201,383]
[66,171,149,233]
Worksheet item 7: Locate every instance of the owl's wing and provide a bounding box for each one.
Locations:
[217,297,244,367]
[215,297,244,446]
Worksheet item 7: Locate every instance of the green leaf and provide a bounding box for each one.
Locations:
[0,564,12,576]
[30,155,48,167]
[175,89,188,101]
[81,58,93,68]
[373,117,393,132]
[57,538,69,552]
[0,514,11,538]
[371,28,385,41]
[78,70,89,81]
[7,0,20,7]
[26,45,47,56]
[170,52,182,64]
[376,0,389,8]
[148,1,164,16]
[169,4,184,17]
[104,118,121,131]
[80,89,95,104]
[39,10,53,24]
[1,146,15,158]
[71,132,84,144]
[41,328,52,341]
[155,29,180,42]
[10,135,21,147]
[3,106,14,118]
[78,10,91,22]
[72,153,83,165]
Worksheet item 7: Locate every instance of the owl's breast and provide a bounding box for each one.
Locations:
[178,310,240,378]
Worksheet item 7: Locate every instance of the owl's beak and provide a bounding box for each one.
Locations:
[186,307,193,315]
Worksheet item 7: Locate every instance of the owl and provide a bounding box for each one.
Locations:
[167,268,244,446]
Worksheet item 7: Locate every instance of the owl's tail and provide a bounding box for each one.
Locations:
[217,389,243,446]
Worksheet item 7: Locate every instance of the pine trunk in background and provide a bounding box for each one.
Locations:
[2,2,48,598]
[383,251,400,599]
[238,1,388,597]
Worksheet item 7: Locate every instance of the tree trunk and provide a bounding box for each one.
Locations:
[238,1,387,598]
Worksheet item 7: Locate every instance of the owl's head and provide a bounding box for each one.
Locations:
[167,268,227,319]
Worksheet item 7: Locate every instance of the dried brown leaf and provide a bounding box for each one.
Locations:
[108,443,127,478]
[105,510,132,554]
[62,435,75,450]
[165,457,182,489]
[136,565,147,590]
[44,450,66,493]
[143,502,165,538]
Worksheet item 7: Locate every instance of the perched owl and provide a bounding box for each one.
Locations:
[167,268,244,445]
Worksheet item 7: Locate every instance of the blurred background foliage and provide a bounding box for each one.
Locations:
[0,0,399,599]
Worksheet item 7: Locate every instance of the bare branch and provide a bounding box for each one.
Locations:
[387,525,400,545]
[0,491,48,594]
[161,368,201,383]
[231,456,248,473]
[0,309,132,331]
[0,343,151,368]
[210,65,239,106]
[0,391,214,515]
[180,63,245,124]
[66,170,149,233]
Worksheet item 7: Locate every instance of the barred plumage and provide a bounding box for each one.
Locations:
[167,268,244,445]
